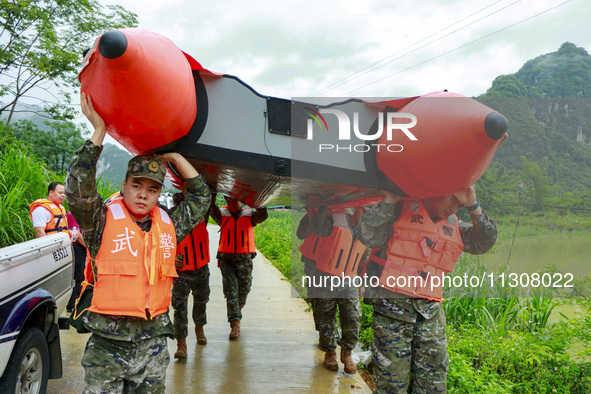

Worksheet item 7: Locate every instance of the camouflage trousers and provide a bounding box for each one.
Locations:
[304,265,361,351]
[81,333,169,393]
[219,257,253,322]
[171,266,210,339]
[372,304,449,394]
[312,297,361,352]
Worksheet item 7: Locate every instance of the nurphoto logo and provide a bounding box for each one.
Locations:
[305,108,418,152]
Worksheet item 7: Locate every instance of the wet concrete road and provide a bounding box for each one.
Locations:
[47,224,370,393]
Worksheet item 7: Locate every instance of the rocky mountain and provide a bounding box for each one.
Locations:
[479,42,591,195]
[483,42,591,98]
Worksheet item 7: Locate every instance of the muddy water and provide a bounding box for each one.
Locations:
[486,234,591,281]
[487,234,590,359]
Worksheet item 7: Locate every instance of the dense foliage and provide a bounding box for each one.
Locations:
[0,125,52,246]
[2,118,130,185]
[4,119,84,173]
[477,96,591,204]
[0,0,138,122]
[448,317,591,393]
[478,42,591,214]
[0,123,118,247]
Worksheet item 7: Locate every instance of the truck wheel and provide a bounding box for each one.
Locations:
[0,327,49,394]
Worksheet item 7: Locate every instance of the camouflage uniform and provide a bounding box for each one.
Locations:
[305,266,361,352]
[297,207,361,352]
[65,140,210,393]
[170,202,211,340]
[81,334,169,393]
[171,266,210,339]
[218,255,254,322]
[210,203,268,322]
[357,201,497,394]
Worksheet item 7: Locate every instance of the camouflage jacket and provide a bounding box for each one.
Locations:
[296,205,334,240]
[358,200,498,321]
[65,140,211,341]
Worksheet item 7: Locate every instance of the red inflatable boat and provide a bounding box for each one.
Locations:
[79,28,508,207]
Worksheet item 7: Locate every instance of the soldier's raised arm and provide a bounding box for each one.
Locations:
[357,190,402,248]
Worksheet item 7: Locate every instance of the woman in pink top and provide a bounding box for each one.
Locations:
[66,211,88,312]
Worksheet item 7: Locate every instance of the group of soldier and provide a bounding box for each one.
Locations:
[28,91,498,393]
[169,191,268,358]
[299,187,497,393]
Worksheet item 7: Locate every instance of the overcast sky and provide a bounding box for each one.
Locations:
[95,0,589,96]
[86,0,590,144]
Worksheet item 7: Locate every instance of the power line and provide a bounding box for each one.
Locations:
[341,0,573,96]
[311,0,514,97]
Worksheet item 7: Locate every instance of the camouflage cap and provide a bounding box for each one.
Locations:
[126,155,166,185]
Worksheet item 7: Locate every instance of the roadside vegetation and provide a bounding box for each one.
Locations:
[0,124,119,247]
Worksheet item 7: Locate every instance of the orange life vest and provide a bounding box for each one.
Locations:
[300,212,367,277]
[89,199,178,318]
[29,199,70,237]
[370,200,465,300]
[177,221,210,271]
[218,207,256,254]
[104,192,122,204]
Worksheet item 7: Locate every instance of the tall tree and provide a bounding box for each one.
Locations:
[475,162,518,208]
[8,119,85,173]
[0,0,137,123]
[518,156,554,204]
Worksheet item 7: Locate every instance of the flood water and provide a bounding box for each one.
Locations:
[487,234,591,281]
[486,234,589,359]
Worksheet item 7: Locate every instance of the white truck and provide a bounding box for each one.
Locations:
[0,233,73,394]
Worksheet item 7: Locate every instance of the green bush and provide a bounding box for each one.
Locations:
[358,301,374,348]
[448,323,591,393]
[0,125,118,247]
[0,140,52,247]
[253,210,293,278]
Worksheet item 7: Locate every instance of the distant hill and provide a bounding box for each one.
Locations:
[97,143,133,188]
[479,42,591,196]
[1,104,132,187]
[484,42,591,98]
[96,145,173,190]
[1,103,54,131]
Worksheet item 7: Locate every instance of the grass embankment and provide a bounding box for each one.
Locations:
[0,140,119,248]
[0,144,52,246]
[253,209,294,279]
[254,209,591,393]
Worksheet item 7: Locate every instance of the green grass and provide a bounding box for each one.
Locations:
[0,141,52,247]
[448,320,591,393]
[253,209,294,278]
[0,134,120,248]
